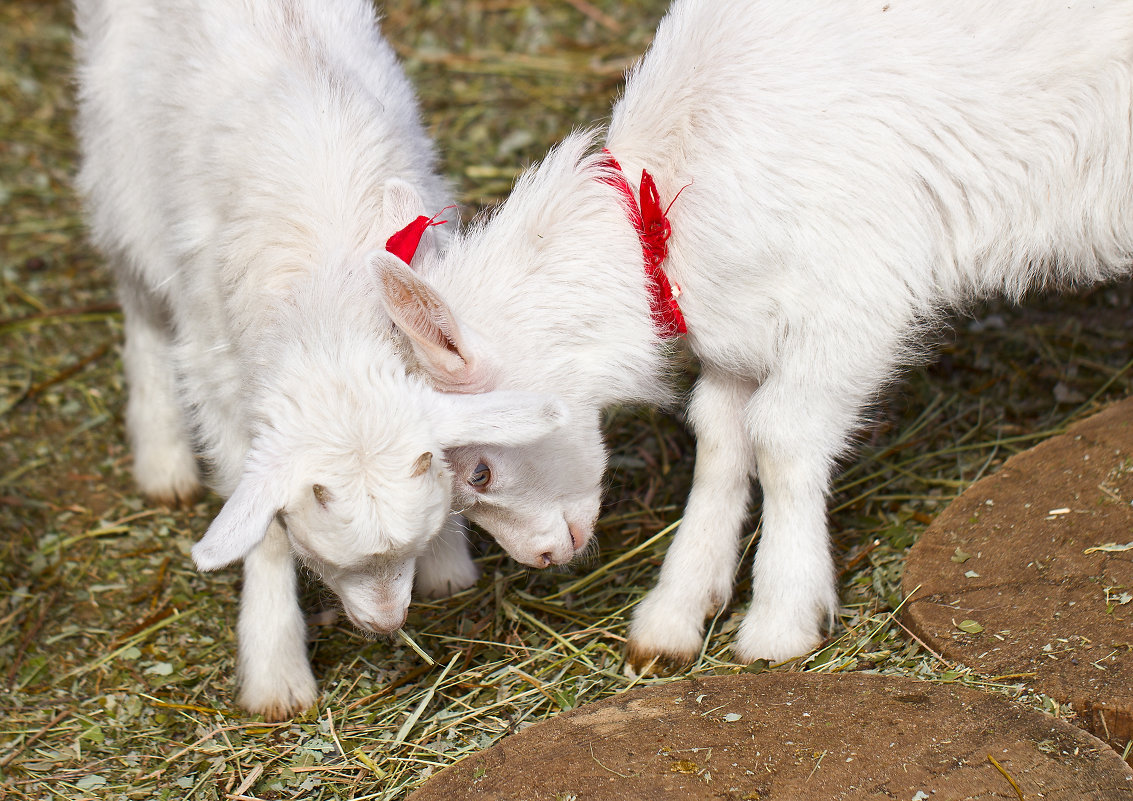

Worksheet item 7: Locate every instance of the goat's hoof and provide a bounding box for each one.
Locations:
[623,639,697,678]
[239,671,317,722]
[135,454,203,509]
[625,589,712,677]
[731,615,823,665]
[141,483,204,510]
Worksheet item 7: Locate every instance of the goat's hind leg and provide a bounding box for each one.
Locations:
[626,369,757,674]
[117,271,202,506]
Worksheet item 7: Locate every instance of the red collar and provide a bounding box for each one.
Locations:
[598,151,687,338]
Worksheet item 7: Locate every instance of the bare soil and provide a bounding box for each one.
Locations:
[904,397,1133,763]
[409,672,1133,801]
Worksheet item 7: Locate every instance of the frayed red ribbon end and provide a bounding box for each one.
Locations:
[385,206,453,265]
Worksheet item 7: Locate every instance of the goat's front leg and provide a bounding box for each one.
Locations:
[626,370,756,674]
[415,514,480,598]
[117,272,202,506]
[732,372,857,663]
[237,520,316,720]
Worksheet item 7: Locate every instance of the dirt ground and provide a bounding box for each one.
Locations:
[409,673,1133,800]
[905,397,1133,762]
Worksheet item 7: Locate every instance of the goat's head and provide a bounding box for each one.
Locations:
[444,417,606,568]
[192,356,568,632]
[369,244,609,570]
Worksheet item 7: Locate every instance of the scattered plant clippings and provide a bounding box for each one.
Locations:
[2,1,1131,799]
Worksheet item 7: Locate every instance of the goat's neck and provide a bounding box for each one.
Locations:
[436,147,672,409]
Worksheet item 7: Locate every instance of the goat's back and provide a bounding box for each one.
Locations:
[610,0,1133,320]
[74,0,447,308]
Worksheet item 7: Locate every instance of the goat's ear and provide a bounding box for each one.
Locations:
[382,179,427,232]
[371,250,488,391]
[191,471,283,571]
[434,390,569,448]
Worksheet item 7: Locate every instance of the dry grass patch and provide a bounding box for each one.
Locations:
[1,1,1130,799]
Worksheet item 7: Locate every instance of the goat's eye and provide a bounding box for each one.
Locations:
[468,462,491,488]
[312,484,331,509]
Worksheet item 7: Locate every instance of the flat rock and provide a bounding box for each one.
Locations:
[903,397,1133,761]
[408,672,1132,800]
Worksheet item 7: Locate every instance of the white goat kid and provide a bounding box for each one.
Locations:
[372,0,1133,671]
[75,0,565,719]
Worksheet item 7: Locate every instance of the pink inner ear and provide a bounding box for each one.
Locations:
[376,250,496,393]
[379,266,462,357]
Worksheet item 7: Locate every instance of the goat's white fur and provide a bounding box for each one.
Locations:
[75,0,566,719]
[383,0,1133,669]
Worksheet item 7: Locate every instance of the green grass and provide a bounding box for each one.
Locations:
[2,1,1130,799]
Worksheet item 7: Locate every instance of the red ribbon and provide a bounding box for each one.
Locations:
[385,206,453,265]
[598,151,687,338]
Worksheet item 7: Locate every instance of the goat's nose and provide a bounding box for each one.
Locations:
[536,552,553,568]
[346,603,407,635]
[567,521,593,551]
[368,609,407,635]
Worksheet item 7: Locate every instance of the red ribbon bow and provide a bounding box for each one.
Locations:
[598,151,687,338]
[385,206,453,265]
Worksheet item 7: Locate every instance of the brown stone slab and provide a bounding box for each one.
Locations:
[904,397,1133,761]
[408,673,1132,801]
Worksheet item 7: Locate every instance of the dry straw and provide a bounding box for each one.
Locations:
[2,1,1130,799]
